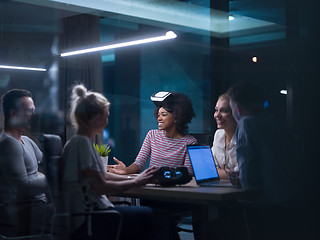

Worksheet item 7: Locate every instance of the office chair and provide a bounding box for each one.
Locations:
[39,134,123,240]
[0,202,52,240]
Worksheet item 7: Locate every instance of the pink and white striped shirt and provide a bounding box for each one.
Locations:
[134,130,197,173]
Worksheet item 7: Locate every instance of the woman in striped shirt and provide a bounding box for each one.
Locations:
[108,92,197,175]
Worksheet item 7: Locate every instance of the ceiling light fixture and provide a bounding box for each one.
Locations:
[0,65,46,72]
[252,56,258,62]
[280,90,287,95]
[229,15,235,21]
[61,31,177,57]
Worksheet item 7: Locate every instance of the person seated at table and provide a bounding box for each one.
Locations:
[211,92,238,180]
[61,84,178,240]
[227,81,306,239]
[108,91,197,175]
[228,82,303,203]
[0,89,52,236]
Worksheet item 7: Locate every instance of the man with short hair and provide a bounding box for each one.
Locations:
[227,82,308,239]
[227,82,301,203]
[0,89,49,235]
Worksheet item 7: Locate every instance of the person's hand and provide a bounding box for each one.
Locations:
[37,171,45,179]
[133,166,157,186]
[226,169,241,186]
[107,157,128,175]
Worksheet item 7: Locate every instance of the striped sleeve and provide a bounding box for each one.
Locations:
[133,130,153,170]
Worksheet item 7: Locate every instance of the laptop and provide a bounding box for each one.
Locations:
[187,145,238,187]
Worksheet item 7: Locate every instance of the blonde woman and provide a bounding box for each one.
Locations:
[61,84,163,240]
[212,93,238,180]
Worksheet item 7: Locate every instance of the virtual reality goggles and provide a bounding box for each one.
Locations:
[150,91,171,102]
[150,91,174,112]
[152,166,192,186]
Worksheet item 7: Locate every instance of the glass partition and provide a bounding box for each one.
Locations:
[0,0,317,165]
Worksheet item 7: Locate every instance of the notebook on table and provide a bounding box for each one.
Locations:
[187,145,238,188]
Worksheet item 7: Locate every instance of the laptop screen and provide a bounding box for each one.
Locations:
[187,145,219,183]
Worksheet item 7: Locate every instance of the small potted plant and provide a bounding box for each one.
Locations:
[93,143,111,173]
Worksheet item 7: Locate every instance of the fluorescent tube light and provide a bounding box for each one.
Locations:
[0,65,46,72]
[61,31,177,57]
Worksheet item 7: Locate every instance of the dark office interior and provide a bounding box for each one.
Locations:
[0,0,319,239]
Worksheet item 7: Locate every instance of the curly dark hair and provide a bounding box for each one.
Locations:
[153,92,195,135]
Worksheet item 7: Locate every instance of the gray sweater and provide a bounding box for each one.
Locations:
[0,131,47,203]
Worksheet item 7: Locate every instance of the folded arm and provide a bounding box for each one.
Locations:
[0,139,47,197]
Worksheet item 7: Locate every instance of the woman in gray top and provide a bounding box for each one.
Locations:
[61,84,160,240]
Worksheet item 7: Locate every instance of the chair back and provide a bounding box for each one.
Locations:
[39,134,68,239]
[40,134,63,198]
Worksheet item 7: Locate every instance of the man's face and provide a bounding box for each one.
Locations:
[10,96,35,129]
[229,99,242,122]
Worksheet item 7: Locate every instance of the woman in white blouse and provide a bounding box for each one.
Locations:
[211,93,238,180]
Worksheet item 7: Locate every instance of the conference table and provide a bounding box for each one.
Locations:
[114,178,257,240]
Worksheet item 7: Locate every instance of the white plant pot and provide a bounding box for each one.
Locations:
[101,156,109,173]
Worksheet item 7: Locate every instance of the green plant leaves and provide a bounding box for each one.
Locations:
[93,143,111,157]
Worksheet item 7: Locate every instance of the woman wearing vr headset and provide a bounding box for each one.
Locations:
[108,91,197,175]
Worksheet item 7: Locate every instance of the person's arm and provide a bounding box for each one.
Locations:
[106,169,138,180]
[84,166,157,195]
[217,168,229,180]
[1,138,47,197]
[212,130,226,176]
[108,130,153,175]
[236,119,261,190]
[131,130,152,169]
[184,136,198,174]
[107,158,140,175]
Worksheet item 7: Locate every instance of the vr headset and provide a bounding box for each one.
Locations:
[150,91,171,103]
[152,166,192,186]
[150,91,175,113]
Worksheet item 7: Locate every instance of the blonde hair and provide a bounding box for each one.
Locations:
[218,92,230,102]
[70,84,110,131]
